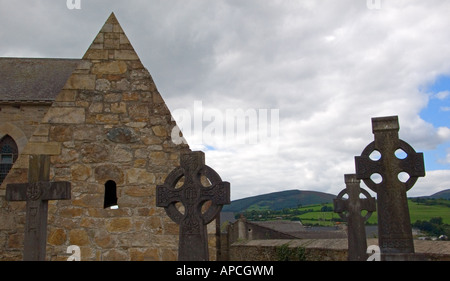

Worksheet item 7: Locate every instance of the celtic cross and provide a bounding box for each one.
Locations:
[156,151,230,261]
[6,155,71,261]
[334,174,376,261]
[355,116,425,255]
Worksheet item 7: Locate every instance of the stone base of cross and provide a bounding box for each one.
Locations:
[156,151,230,261]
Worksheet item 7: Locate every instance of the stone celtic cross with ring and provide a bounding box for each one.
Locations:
[156,151,230,261]
[334,174,376,261]
[355,116,425,255]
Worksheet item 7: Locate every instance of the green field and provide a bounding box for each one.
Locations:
[239,198,450,228]
[408,200,450,224]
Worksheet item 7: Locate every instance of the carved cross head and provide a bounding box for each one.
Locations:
[334,174,376,223]
[156,151,231,226]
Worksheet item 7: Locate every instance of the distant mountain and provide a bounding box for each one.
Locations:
[223,188,450,214]
[222,189,336,213]
[428,189,450,200]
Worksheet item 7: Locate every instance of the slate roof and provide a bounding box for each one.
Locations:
[0,58,81,102]
[251,220,348,239]
[252,220,304,234]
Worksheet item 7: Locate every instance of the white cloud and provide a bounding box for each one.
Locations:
[2,0,450,199]
[438,149,450,166]
[411,170,450,197]
[436,91,450,100]
[437,127,450,142]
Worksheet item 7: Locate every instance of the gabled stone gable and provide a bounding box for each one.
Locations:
[0,13,192,261]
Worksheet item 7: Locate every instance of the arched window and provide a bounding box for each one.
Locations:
[104,180,118,209]
[0,135,18,184]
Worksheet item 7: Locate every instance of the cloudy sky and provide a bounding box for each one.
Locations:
[1,0,450,200]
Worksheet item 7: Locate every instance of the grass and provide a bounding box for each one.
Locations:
[241,199,450,227]
[408,200,450,224]
[364,200,450,225]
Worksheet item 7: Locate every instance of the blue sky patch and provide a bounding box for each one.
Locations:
[420,75,450,170]
[421,75,450,127]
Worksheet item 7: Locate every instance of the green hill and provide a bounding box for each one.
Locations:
[232,199,450,229]
[429,189,450,200]
[223,189,450,233]
[222,189,336,212]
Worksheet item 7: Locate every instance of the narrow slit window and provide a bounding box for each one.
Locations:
[104,180,118,209]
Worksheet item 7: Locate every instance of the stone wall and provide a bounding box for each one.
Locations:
[229,239,450,261]
[0,13,223,261]
[229,239,348,261]
[228,218,297,243]
[0,104,51,153]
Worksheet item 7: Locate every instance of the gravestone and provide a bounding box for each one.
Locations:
[6,155,71,261]
[354,116,425,257]
[156,151,230,261]
[334,174,376,261]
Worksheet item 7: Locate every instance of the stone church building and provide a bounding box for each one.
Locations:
[0,13,220,261]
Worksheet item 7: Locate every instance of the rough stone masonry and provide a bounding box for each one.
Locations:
[0,12,212,261]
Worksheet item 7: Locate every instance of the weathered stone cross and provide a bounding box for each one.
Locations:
[334,174,376,261]
[355,116,425,255]
[6,155,71,261]
[156,151,230,261]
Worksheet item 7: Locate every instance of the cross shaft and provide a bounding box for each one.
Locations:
[5,155,71,261]
[334,174,375,261]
